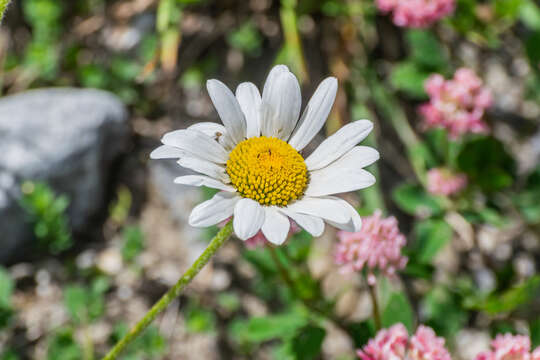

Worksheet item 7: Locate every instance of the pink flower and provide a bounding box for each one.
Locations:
[427,168,467,196]
[532,347,540,360]
[419,68,492,139]
[409,325,452,360]
[335,210,407,285]
[357,324,451,360]
[375,0,455,28]
[220,218,300,249]
[475,333,538,360]
[357,323,409,360]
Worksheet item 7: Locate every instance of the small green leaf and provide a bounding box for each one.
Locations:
[457,137,515,192]
[47,328,83,360]
[291,325,326,360]
[414,218,453,263]
[390,62,429,99]
[229,312,307,344]
[520,0,540,30]
[392,183,444,217]
[0,268,13,308]
[530,317,540,347]
[63,286,87,323]
[382,292,414,332]
[122,226,145,262]
[406,30,447,70]
[468,276,540,314]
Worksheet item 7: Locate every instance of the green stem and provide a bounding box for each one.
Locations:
[102,221,234,360]
[367,282,382,331]
[0,0,10,22]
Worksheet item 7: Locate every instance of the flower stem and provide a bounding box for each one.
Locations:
[367,283,382,331]
[102,221,234,360]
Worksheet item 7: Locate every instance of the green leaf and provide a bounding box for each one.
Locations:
[414,218,453,263]
[382,292,414,332]
[525,32,540,71]
[122,226,145,262]
[421,286,467,337]
[63,286,87,323]
[468,276,540,314]
[47,328,82,360]
[520,0,540,30]
[0,268,13,308]
[406,30,447,70]
[392,183,444,217]
[390,62,429,99]
[227,21,262,55]
[457,137,516,192]
[229,312,308,344]
[291,325,326,360]
[185,305,216,333]
[530,317,540,347]
[1,349,19,360]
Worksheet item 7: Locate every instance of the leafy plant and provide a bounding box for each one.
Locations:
[20,181,72,254]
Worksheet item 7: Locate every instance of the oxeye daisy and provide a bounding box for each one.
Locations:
[151,65,379,245]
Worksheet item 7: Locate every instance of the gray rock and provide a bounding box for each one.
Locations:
[0,88,129,263]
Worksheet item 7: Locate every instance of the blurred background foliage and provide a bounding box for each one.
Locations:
[1,0,540,359]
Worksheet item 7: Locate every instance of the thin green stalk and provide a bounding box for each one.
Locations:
[102,221,234,360]
[0,0,10,23]
[367,282,381,331]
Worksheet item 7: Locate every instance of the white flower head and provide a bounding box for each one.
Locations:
[151,65,379,245]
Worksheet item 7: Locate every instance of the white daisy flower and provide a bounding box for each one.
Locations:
[151,65,379,245]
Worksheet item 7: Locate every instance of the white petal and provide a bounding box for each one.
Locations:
[233,199,265,240]
[162,129,229,164]
[288,77,338,151]
[207,79,247,144]
[236,82,262,138]
[189,192,239,227]
[261,207,290,245]
[150,145,184,159]
[306,169,376,197]
[279,208,324,237]
[177,157,229,182]
[261,71,301,140]
[174,175,235,192]
[305,120,373,170]
[325,198,362,232]
[188,122,226,140]
[286,196,350,224]
[262,65,289,96]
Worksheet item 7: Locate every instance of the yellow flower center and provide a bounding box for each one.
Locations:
[226,136,308,206]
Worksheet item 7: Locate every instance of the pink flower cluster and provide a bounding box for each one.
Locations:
[357,323,451,360]
[476,333,540,360]
[335,210,407,285]
[375,0,455,28]
[419,68,493,138]
[427,168,467,196]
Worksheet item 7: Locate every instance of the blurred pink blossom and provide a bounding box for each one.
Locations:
[375,0,455,28]
[357,323,451,360]
[357,323,408,360]
[419,68,492,138]
[335,210,407,285]
[427,168,468,196]
[475,333,540,360]
[409,325,452,360]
